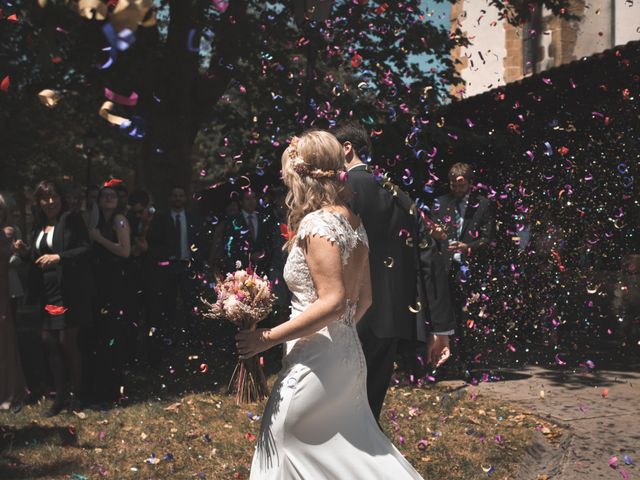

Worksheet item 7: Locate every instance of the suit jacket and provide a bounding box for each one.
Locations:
[26,211,93,320]
[432,191,495,272]
[218,211,273,275]
[414,215,456,339]
[147,210,202,266]
[349,165,425,341]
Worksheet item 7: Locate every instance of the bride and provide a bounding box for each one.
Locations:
[236,130,423,479]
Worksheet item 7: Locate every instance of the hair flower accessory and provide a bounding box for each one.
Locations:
[288,136,346,181]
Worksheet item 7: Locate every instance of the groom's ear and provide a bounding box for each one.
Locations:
[342,141,353,159]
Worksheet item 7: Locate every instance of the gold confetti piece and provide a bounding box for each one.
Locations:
[110,0,153,32]
[68,0,108,21]
[38,89,61,108]
[99,101,131,127]
[383,257,394,268]
[408,301,422,313]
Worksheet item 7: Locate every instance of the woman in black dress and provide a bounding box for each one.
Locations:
[88,185,131,404]
[27,181,92,416]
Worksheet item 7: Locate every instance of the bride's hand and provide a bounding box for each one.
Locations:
[236,328,274,359]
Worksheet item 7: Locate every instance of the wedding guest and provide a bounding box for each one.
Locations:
[0,209,27,413]
[27,181,92,416]
[335,121,454,421]
[125,190,154,364]
[128,190,154,258]
[62,182,82,214]
[216,190,272,276]
[208,198,241,278]
[113,183,130,213]
[146,186,202,366]
[0,195,25,322]
[88,185,131,404]
[431,162,495,379]
[83,184,100,229]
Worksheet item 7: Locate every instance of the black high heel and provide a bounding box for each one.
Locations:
[46,393,68,418]
[67,392,82,413]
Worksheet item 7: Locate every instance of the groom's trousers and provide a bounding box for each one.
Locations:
[358,324,399,422]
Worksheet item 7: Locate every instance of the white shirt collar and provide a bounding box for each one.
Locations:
[347,163,366,172]
[455,193,470,204]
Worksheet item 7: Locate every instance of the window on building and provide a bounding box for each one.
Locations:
[522,5,543,75]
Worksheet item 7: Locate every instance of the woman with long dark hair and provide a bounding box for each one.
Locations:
[88,184,131,404]
[27,181,92,417]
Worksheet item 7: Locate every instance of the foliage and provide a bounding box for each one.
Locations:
[0,0,574,200]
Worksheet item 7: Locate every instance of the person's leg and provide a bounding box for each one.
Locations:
[178,265,196,332]
[146,267,172,368]
[358,325,398,422]
[60,328,82,398]
[449,271,468,363]
[165,264,180,328]
[41,329,66,414]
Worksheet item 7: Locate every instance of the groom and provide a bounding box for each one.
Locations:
[334,122,455,421]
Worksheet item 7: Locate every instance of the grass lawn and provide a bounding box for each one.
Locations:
[2,321,562,479]
[0,372,561,480]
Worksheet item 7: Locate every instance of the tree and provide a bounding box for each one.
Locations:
[0,0,573,205]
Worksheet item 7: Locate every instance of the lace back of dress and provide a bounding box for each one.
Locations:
[292,210,368,327]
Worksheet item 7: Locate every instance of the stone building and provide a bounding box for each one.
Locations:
[450,0,640,98]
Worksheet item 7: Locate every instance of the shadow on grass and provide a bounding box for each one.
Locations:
[0,424,80,452]
[0,424,84,479]
[0,458,80,480]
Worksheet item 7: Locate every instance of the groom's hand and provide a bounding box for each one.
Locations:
[427,334,451,368]
[236,328,274,360]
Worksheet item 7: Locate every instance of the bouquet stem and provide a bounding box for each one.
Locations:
[228,321,269,404]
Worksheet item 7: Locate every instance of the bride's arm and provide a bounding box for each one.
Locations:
[236,234,346,359]
[354,257,371,323]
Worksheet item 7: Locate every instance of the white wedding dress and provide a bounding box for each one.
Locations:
[250,209,423,479]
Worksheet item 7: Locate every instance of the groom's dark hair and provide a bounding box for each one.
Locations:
[333,121,372,160]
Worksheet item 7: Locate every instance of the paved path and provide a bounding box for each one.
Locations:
[447,365,640,479]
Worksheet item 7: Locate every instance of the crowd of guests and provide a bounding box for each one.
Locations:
[0,179,291,417]
[0,147,497,418]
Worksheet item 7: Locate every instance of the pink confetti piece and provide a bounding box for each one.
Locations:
[212,0,229,13]
[104,87,138,106]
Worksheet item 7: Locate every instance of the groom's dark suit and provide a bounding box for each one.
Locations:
[348,164,455,420]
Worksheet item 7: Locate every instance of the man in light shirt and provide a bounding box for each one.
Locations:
[214,190,273,276]
[432,163,495,380]
[146,186,202,367]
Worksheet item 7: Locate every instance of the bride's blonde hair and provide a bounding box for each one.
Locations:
[282,129,351,251]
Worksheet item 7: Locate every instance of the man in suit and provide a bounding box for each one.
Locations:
[214,190,273,277]
[334,122,455,421]
[146,186,202,364]
[431,162,495,378]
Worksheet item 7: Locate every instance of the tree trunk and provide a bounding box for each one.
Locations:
[139,0,247,208]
